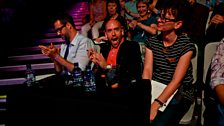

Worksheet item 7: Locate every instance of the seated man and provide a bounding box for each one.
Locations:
[87,19,142,91]
[88,19,149,126]
[39,13,95,75]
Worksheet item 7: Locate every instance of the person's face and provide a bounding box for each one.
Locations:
[54,20,69,42]
[157,9,182,32]
[105,20,124,48]
[137,2,148,17]
[107,3,118,15]
[119,0,126,9]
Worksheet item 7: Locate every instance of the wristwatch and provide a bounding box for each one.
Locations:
[106,64,112,69]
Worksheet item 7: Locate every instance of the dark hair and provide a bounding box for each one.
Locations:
[136,0,150,8]
[106,0,121,15]
[159,0,191,34]
[52,12,76,28]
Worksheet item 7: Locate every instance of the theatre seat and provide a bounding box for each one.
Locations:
[201,42,219,125]
[179,44,198,125]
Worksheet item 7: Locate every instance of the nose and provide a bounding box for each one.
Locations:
[112,30,116,36]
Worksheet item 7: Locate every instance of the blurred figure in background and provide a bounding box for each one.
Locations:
[81,0,107,40]
[205,2,224,43]
[95,0,129,43]
[127,0,158,62]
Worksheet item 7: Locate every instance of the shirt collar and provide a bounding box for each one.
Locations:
[70,32,80,46]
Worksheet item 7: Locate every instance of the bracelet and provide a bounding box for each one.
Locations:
[54,55,60,61]
[154,98,166,106]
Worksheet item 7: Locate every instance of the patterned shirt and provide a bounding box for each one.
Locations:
[210,38,224,89]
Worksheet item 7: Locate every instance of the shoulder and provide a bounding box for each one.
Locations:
[147,35,160,43]
[216,38,224,50]
[71,33,93,46]
[78,33,92,42]
[177,35,193,45]
[177,35,196,55]
[61,43,66,49]
[177,35,195,46]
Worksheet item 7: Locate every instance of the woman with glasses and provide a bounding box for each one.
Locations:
[142,0,196,125]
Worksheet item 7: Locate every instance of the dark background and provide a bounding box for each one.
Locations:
[0,0,86,65]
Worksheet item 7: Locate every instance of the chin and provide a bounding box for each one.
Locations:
[112,44,119,48]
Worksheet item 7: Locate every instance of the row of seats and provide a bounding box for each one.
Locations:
[179,42,220,125]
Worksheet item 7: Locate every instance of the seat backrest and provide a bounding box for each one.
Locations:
[201,42,220,126]
[179,44,198,125]
[191,44,198,84]
[203,42,220,83]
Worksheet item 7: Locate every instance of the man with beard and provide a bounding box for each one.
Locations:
[87,19,142,91]
[39,13,94,75]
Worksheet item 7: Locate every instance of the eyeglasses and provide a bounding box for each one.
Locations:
[158,16,176,23]
[55,24,66,33]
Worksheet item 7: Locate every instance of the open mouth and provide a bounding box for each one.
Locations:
[111,37,118,41]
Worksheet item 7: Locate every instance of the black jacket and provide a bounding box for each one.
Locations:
[94,40,142,91]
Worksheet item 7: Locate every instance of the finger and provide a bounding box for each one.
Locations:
[39,45,47,49]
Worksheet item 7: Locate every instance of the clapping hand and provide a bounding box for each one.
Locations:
[87,48,107,69]
[39,43,60,59]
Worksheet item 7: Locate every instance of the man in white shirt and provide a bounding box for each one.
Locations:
[39,13,95,75]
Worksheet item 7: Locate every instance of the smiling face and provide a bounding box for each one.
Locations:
[157,9,183,33]
[105,19,124,48]
[137,1,148,17]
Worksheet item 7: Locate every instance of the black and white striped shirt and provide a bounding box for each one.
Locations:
[145,34,196,101]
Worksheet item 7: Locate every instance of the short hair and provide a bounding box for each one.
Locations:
[52,12,76,28]
[136,0,150,8]
[159,0,191,34]
[106,0,121,14]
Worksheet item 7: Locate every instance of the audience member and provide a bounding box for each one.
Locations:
[39,13,95,75]
[125,0,139,19]
[127,0,158,61]
[81,0,107,40]
[211,0,224,8]
[95,0,129,43]
[142,0,196,125]
[205,2,224,43]
[149,0,163,15]
[87,19,142,92]
[88,20,148,126]
[119,0,126,17]
[186,0,209,47]
[203,38,224,126]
